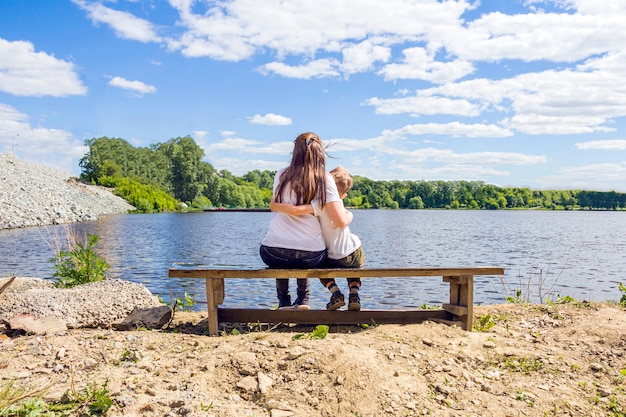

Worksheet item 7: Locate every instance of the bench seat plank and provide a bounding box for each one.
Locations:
[169,266,505,279]
[168,266,505,335]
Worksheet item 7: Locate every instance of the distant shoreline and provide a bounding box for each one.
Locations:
[203,207,270,212]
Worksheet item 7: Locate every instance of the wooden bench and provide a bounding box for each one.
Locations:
[168,266,505,335]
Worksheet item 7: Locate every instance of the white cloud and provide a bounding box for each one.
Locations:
[378,47,475,83]
[0,38,86,97]
[539,162,626,191]
[367,50,626,135]
[389,122,513,138]
[108,76,156,94]
[204,136,292,155]
[340,40,391,74]
[452,11,626,63]
[193,130,209,139]
[167,0,466,73]
[205,156,285,174]
[259,59,340,79]
[364,95,482,117]
[524,0,626,15]
[248,113,292,126]
[576,139,626,150]
[0,103,86,174]
[72,0,162,43]
[383,146,546,166]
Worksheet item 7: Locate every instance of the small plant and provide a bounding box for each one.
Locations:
[420,303,442,310]
[547,294,576,305]
[200,401,214,411]
[57,380,113,415]
[119,349,140,363]
[293,325,329,340]
[515,389,535,406]
[502,356,543,373]
[619,283,626,307]
[0,380,52,415]
[473,314,495,332]
[50,233,109,288]
[505,288,525,304]
[160,291,195,315]
[1,379,111,416]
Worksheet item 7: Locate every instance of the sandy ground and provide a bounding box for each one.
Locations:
[1,302,625,417]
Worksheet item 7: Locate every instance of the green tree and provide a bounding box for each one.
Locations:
[159,136,210,202]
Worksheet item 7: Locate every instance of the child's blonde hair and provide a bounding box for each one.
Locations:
[330,166,353,195]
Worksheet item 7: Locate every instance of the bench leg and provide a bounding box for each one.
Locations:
[461,275,474,331]
[444,275,474,330]
[205,278,225,336]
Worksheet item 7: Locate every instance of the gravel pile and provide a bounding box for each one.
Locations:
[0,277,161,328]
[0,152,135,230]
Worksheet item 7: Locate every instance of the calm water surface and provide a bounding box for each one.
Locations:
[1,210,625,309]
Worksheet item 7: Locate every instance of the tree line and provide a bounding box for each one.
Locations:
[79,136,626,212]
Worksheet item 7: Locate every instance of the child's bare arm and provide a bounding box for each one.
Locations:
[270,201,314,215]
[325,201,352,228]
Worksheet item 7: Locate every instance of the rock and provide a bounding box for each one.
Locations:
[590,363,604,372]
[8,315,67,335]
[237,376,258,392]
[114,305,172,330]
[286,346,308,359]
[423,338,435,346]
[258,372,273,394]
[232,352,260,376]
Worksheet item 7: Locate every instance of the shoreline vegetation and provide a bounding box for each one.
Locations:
[77,137,626,214]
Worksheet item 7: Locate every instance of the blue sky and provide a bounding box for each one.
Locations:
[1,0,626,191]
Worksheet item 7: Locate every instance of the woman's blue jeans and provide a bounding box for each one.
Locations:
[259,245,327,307]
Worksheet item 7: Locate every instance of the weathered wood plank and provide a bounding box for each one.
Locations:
[169,267,505,279]
[218,308,451,326]
[442,303,468,316]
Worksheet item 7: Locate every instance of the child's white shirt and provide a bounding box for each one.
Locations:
[311,199,361,260]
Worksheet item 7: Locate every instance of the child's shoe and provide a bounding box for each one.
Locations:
[293,295,310,310]
[326,292,345,311]
[348,294,361,311]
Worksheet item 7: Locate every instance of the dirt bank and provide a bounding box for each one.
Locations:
[1,302,625,417]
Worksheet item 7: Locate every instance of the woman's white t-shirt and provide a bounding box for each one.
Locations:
[261,169,341,252]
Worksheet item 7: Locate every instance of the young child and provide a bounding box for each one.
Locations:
[269,166,364,311]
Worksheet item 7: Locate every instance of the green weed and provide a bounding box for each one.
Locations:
[1,379,112,416]
[502,356,543,373]
[473,314,495,332]
[293,325,329,340]
[160,291,195,312]
[50,233,109,288]
[619,283,626,307]
[505,288,525,304]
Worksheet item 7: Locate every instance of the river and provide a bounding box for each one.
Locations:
[1,210,625,310]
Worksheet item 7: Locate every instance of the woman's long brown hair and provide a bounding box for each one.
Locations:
[275,132,327,206]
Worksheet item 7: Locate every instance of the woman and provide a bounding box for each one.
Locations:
[259,132,345,310]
